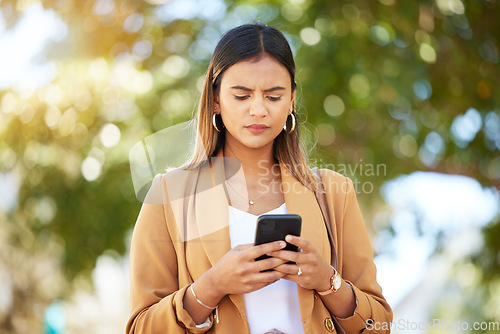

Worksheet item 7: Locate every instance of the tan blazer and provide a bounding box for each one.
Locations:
[127,155,392,334]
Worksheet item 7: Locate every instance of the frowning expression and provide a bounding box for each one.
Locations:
[215,53,295,150]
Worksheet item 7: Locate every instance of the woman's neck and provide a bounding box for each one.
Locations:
[223,140,278,180]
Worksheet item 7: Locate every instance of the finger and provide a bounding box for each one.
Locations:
[250,269,285,284]
[285,235,312,252]
[253,257,287,272]
[265,249,301,263]
[247,240,286,259]
[273,263,301,276]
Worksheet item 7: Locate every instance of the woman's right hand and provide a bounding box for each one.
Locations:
[204,241,288,300]
[184,241,287,324]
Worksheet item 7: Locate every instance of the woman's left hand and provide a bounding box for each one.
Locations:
[267,235,333,291]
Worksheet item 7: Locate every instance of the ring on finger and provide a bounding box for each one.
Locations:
[297,265,302,276]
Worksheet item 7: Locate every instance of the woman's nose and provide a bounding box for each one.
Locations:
[249,96,267,117]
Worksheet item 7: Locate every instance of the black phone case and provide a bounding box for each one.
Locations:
[254,214,302,264]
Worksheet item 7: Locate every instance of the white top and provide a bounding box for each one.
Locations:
[229,203,304,334]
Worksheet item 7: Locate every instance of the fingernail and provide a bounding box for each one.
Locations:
[280,241,286,247]
[285,235,293,242]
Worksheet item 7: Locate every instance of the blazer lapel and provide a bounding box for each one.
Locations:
[194,154,232,267]
[280,164,331,262]
[193,151,248,318]
[280,164,331,326]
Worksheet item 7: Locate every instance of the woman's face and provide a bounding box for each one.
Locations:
[215,53,295,151]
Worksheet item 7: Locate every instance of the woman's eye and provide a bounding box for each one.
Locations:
[234,95,249,100]
[268,96,282,101]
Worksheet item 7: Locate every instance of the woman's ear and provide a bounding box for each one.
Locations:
[213,95,220,113]
[290,91,296,112]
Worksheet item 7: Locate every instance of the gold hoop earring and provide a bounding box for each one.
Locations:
[213,113,224,132]
[283,112,296,133]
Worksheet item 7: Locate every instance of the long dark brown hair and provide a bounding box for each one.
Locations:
[185,23,319,192]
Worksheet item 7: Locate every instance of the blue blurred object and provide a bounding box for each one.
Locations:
[44,300,66,334]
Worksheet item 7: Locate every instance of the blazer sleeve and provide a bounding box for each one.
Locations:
[126,175,214,334]
[323,171,393,333]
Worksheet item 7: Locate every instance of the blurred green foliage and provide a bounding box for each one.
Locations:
[0,0,499,332]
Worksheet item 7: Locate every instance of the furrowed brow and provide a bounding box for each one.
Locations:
[230,86,286,92]
[230,86,252,91]
[264,86,286,93]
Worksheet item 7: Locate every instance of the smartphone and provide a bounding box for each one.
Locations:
[254,214,302,263]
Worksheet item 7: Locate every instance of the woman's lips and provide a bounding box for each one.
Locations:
[246,124,269,134]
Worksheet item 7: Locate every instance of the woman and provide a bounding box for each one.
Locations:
[127,24,392,333]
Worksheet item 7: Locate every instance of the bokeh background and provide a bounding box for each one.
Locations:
[0,0,499,333]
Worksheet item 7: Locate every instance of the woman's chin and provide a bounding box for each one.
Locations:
[241,141,271,150]
[226,132,275,150]
[234,138,273,150]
